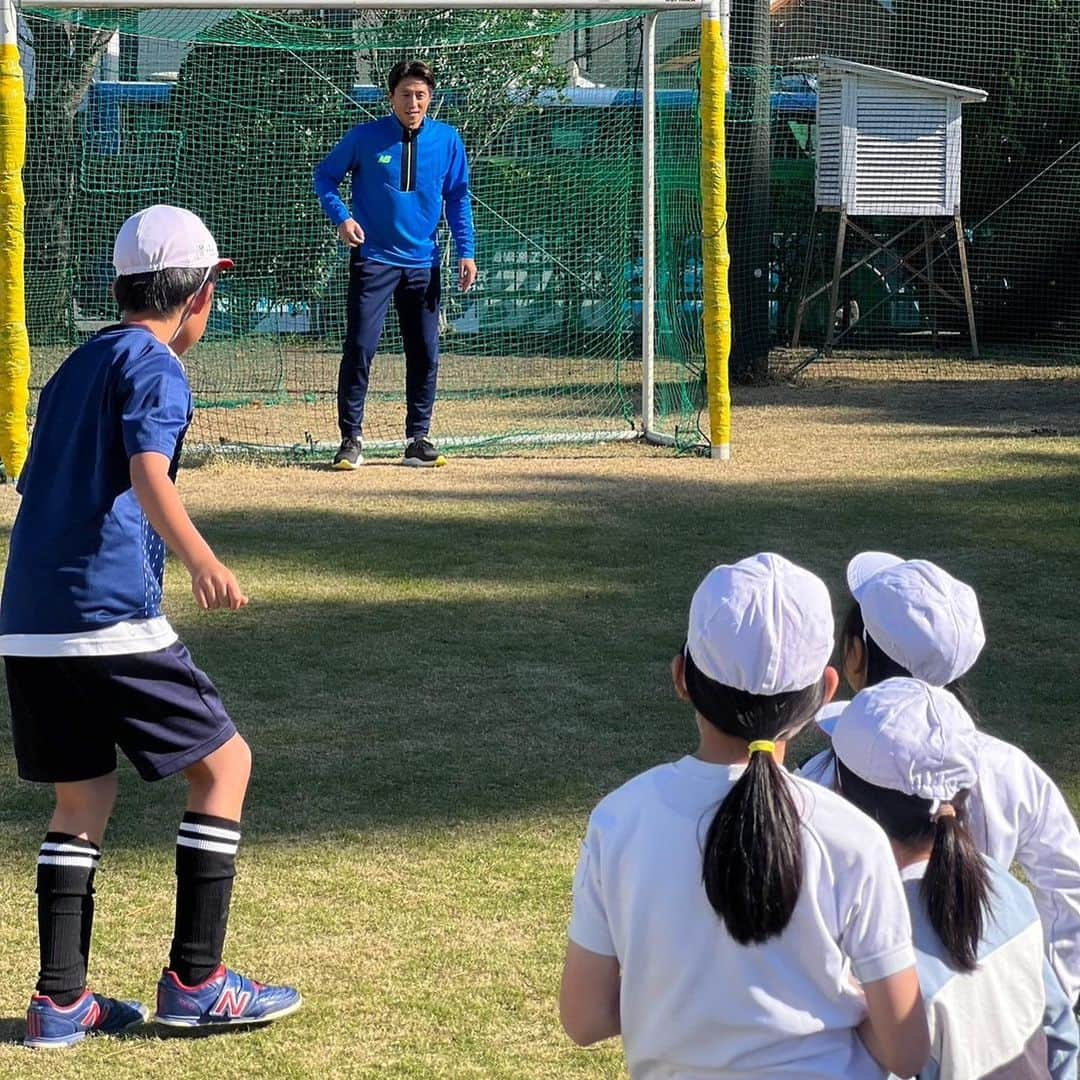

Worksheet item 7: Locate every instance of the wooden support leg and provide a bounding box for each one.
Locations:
[823,210,847,358]
[954,212,979,359]
[791,209,818,348]
[924,218,938,350]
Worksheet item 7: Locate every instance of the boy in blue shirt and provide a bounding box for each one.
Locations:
[1,205,301,1048]
[314,59,477,470]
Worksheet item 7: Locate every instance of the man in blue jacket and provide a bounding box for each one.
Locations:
[314,60,477,469]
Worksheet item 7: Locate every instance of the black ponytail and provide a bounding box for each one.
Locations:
[922,791,991,971]
[836,760,992,972]
[684,651,825,944]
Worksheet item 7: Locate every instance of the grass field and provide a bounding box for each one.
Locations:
[0,378,1078,1077]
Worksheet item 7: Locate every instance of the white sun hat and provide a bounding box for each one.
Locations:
[832,677,979,805]
[846,552,985,686]
[687,552,834,695]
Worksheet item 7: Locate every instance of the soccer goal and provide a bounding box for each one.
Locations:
[4,0,731,466]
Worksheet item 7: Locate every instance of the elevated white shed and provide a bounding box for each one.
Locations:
[793,58,988,358]
[814,57,987,217]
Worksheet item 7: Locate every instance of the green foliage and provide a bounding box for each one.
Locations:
[891,0,1080,339]
[23,16,113,342]
[169,12,356,331]
[366,10,566,152]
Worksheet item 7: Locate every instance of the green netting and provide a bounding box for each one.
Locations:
[19,7,706,456]
[762,0,1080,396]
[25,2,1072,456]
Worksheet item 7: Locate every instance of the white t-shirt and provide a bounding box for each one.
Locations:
[569,755,917,1080]
[799,721,1080,1003]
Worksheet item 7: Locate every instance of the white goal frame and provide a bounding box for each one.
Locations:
[16,0,708,451]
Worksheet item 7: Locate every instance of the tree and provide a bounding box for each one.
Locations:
[365,10,566,157]
[23,15,113,342]
[892,0,1080,341]
[170,12,357,334]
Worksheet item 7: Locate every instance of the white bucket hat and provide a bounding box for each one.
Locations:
[687,553,834,695]
[113,205,233,277]
[832,677,979,806]
[846,552,985,686]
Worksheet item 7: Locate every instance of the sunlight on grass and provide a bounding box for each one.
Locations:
[0,389,1077,1076]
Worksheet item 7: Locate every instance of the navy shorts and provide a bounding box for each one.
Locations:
[5,641,237,783]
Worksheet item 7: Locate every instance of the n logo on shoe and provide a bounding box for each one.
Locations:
[84,1000,102,1027]
[210,989,252,1018]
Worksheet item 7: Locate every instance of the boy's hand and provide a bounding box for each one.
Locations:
[190,558,248,611]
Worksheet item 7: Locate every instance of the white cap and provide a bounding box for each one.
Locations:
[687,553,834,695]
[814,699,848,737]
[847,552,985,686]
[113,205,233,277]
[832,677,979,803]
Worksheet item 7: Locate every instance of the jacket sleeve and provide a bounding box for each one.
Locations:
[442,131,476,261]
[1010,751,1080,1003]
[314,128,358,229]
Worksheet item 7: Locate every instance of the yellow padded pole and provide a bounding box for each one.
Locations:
[0,0,30,480]
[700,0,731,460]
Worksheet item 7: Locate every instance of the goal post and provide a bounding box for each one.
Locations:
[8,0,731,460]
[0,0,30,479]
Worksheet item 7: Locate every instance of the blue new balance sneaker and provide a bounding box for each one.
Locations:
[24,990,149,1048]
[154,965,302,1027]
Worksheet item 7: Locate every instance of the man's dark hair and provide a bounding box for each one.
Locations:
[113,266,218,317]
[388,60,435,94]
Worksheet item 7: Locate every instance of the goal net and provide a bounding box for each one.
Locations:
[16,5,707,457]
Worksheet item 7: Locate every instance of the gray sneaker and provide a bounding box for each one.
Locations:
[332,436,363,470]
[402,437,445,468]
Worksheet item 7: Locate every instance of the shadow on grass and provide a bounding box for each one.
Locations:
[737,375,1080,435]
[0,1018,265,1048]
[0,463,1078,849]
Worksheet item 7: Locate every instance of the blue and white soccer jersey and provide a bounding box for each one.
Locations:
[1,324,191,649]
[902,857,1079,1080]
[0,324,237,782]
[799,713,1080,1004]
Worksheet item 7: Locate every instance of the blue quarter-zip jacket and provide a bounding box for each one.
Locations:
[314,114,475,268]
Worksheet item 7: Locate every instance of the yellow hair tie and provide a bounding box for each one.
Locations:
[747,740,776,756]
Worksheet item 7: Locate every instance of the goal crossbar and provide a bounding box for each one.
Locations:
[21,0,702,11]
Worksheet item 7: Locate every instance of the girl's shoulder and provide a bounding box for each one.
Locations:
[789,774,897,867]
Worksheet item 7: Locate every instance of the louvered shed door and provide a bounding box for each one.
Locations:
[853,86,948,214]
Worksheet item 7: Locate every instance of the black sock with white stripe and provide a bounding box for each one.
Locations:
[169,812,240,986]
[35,833,100,1006]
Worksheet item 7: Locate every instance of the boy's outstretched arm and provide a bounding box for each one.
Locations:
[130,452,247,611]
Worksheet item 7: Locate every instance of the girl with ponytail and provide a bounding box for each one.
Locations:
[798,552,1080,1005]
[560,554,929,1079]
[832,678,1078,1080]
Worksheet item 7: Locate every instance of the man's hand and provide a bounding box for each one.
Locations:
[338,219,365,248]
[190,557,248,611]
[458,258,478,293]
